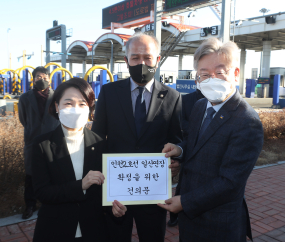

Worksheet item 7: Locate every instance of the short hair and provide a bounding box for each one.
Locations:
[32,66,49,80]
[49,78,95,121]
[193,37,239,70]
[125,32,161,57]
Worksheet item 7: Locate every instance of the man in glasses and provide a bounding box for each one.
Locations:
[159,37,264,242]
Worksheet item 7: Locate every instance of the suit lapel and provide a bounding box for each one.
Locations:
[28,91,40,121]
[138,80,168,139]
[187,91,241,160]
[186,99,207,154]
[190,109,231,158]
[116,78,137,138]
[50,125,76,182]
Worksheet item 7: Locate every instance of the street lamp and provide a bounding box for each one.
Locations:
[259,8,270,16]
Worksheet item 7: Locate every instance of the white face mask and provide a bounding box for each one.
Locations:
[59,107,89,129]
[199,78,232,103]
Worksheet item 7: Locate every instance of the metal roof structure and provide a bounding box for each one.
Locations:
[49,12,285,68]
[178,12,285,54]
[49,22,198,65]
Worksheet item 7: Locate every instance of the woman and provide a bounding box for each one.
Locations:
[32,78,106,242]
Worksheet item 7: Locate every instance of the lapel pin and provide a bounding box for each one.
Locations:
[91,147,95,150]
[160,94,164,98]
[220,115,224,119]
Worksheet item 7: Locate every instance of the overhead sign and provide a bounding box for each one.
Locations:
[176,79,196,94]
[144,21,170,32]
[47,27,62,41]
[102,0,154,29]
[145,23,155,32]
[258,78,270,84]
[200,26,218,37]
[165,0,218,11]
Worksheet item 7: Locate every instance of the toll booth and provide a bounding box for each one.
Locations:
[117,72,130,80]
[176,70,197,94]
[178,70,196,80]
[270,67,285,96]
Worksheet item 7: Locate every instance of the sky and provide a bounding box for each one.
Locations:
[1,0,285,78]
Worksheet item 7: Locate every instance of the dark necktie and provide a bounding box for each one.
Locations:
[135,87,146,136]
[198,107,216,141]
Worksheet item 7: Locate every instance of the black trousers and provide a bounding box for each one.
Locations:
[24,174,36,207]
[106,204,167,242]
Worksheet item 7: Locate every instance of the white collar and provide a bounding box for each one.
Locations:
[130,77,154,93]
[61,124,84,138]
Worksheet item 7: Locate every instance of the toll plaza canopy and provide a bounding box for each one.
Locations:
[50,11,285,93]
[49,22,198,66]
[50,33,131,65]
[180,12,285,53]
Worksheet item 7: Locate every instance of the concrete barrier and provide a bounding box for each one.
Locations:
[0,100,6,115]
[243,98,273,106]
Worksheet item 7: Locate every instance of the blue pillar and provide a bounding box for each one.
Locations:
[3,77,6,95]
[95,81,100,99]
[245,79,256,98]
[113,74,118,82]
[92,82,96,95]
[22,70,25,93]
[273,75,280,105]
[22,69,29,93]
[7,72,12,94]
[100,70,107,87]
[58,71,62,86]
[26,69,29,92]
[52,66,58,90]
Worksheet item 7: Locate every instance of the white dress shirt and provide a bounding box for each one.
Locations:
[201,89,237,126]
[130,77,154,115]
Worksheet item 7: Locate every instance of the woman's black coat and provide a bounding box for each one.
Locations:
[32,125,106,242]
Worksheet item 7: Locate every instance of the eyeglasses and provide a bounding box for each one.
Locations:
[198,68,233,82]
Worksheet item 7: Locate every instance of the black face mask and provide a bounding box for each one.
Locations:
[34,79,49,90]
[128,62,157,84]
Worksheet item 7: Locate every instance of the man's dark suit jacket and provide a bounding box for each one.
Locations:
[178,91,263,242]
[19,89,60,175]
[182,89,204,140]
[32,125,106,242]
[92,78,182,155]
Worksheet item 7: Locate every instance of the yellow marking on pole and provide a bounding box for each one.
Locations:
[84,66,114,82]
[49,68,73,82]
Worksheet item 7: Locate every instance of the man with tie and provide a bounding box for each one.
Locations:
[159,37,263,242]
[92,32,182,242]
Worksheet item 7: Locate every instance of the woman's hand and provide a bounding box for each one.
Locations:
[112,200,127,217]
[82,171,105,190]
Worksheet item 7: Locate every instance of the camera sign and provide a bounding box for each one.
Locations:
[200,26,219,37]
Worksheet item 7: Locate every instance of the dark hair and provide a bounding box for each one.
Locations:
[49,78,95,121]
[32,66,49,79]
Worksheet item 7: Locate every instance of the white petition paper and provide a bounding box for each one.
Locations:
[107,155,169,203]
